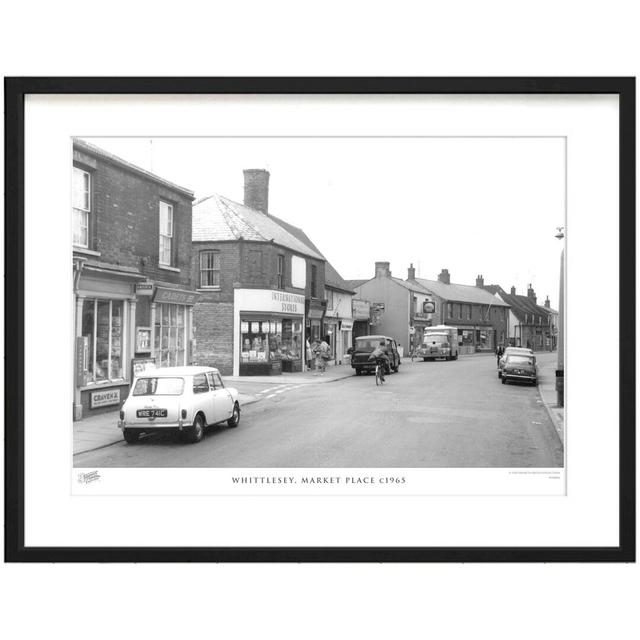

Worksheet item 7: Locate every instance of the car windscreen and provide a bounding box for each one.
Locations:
[423,334,448,344]
[505,355,534,366]
[133,377,185,396]
[354,338,386,351]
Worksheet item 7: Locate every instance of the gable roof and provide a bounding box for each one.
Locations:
[411,277,510,306]
[497,291,551,321]
[343,279,369,290]
[192,194,324,261]
[325,262,355,293]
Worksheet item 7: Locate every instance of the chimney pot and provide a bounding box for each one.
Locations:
[438,268,450,285]
[544,296,551,308]
[475,274,484,287]
[510,286,516,295]
[408,263,416,280]
[243,168,270,214]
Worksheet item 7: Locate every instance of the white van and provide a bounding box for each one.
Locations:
[418,326,459,361]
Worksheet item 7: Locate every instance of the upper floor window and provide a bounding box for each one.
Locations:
[457,304,462,319]
[311,265,317,298]
[447,302,453,318]
[277,255,285,289]
[159,201,173,266]
[73,167,91,247]
[326,289,333,310]
[524,313,529,324]
[200,250,220,288]
[467,305,472,320]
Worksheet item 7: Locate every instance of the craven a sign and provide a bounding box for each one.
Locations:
[90,388,121,409]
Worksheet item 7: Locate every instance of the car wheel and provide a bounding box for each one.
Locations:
[393,364,399,373]
[498,371,502,378]
[423,357,428,362]
[123,429,139,444]
[355,368,362,376]
[501,377,507,385]
[227,403,240,428]
[188,414,205,444]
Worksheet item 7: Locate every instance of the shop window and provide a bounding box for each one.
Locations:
[281,319,302,361]
[277,255,285,289]
[311,265,317,298]
[73,167,91,247]
[200,250,220,288]
[241,320,274,363]
[154,303,186,367]
[460,329,474,345]
[159,201,173,266]
[81,298,124,383]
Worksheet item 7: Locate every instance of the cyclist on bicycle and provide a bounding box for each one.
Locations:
[368,340,390,382]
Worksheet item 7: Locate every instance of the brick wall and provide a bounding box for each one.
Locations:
[74,146,193,290]
[192,301,234,374]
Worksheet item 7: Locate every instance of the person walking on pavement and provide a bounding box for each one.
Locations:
[314,337,331,375]
[495,343,504,366]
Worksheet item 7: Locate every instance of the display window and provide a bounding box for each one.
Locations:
[241,316,302,363]
[81,298,124,383]
[154,302,186,367]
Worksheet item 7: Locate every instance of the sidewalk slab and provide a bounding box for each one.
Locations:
[223,364,355,385]
[535,357,565,445]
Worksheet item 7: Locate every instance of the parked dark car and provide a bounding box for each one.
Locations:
[498,347,534,378]
[350,335,401,376]
[501,353,537,386]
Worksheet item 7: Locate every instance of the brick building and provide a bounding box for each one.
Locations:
[407,269,510,353]
[192,169,326,376]
[72,140,196,420]
[488,284,555,351]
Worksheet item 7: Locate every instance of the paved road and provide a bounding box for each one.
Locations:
[74,353,563,468]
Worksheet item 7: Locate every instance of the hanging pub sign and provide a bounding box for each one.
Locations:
[423,300,436,314]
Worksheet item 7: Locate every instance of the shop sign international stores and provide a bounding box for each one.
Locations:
[270,291,305,314]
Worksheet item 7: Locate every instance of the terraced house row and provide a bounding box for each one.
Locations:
[71,140,557,420]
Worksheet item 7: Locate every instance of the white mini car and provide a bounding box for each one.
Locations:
[118,366,240,444]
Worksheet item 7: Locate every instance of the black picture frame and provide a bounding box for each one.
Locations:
[4,77,635,562]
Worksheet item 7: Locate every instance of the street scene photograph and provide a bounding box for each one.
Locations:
[72,135,565,470]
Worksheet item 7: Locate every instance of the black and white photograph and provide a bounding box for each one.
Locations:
[7,78,632,560]
[71,135,566,473]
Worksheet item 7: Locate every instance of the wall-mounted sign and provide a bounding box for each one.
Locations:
[340,319,353,331]
[352,299,371,320]
[422,300,436,314]
[135,281,154,296]
[235,289,305,315]
[154,286,199,305]
[90,388,120,409]
[76,336,88,386]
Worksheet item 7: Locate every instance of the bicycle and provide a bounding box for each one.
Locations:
[374,358,386,386]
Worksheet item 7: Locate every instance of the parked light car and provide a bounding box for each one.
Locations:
[118,366,240,444]
[498,347,534,378]
[501,354,537,386]
[349,335,401,375]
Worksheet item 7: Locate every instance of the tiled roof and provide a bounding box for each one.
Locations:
[192,194,324,261]
[392,277,432,293]
[325,262,355,293]
[498,292,551,321]
[343,279,370,290]
[411,277,510,306]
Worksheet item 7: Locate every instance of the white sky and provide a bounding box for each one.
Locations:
[83,136,565,309]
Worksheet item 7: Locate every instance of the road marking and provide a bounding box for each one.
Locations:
[265,394,277,399]
[259,387,277,394]
[532,421,543,425]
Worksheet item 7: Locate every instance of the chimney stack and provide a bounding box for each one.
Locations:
[375,261,391,278]
[510,286,516,295]
[544,296,550,308]
[408,263,416,280]
[438,268,450,285]
[527,284,537,305]
[475,274,484,287]
[243,168,270,214]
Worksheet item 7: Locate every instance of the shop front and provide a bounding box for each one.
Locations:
[234,289,306,376]
[339,319,353,365]
[305,299,326,345]
[351,299,371,343]
[73,259,143,420]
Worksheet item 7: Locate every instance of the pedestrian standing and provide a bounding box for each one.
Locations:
[315,337,330,375]
[306,338,313,371]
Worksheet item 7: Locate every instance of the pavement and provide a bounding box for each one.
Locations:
[535,354,565,445]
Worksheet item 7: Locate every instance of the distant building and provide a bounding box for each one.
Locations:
[191,169,326,376]
[72,140,196,420]
[407,269,510,353]
[351,262,434,356]
[491,284,555,351]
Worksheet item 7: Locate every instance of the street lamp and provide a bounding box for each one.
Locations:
[555,226,565,407]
